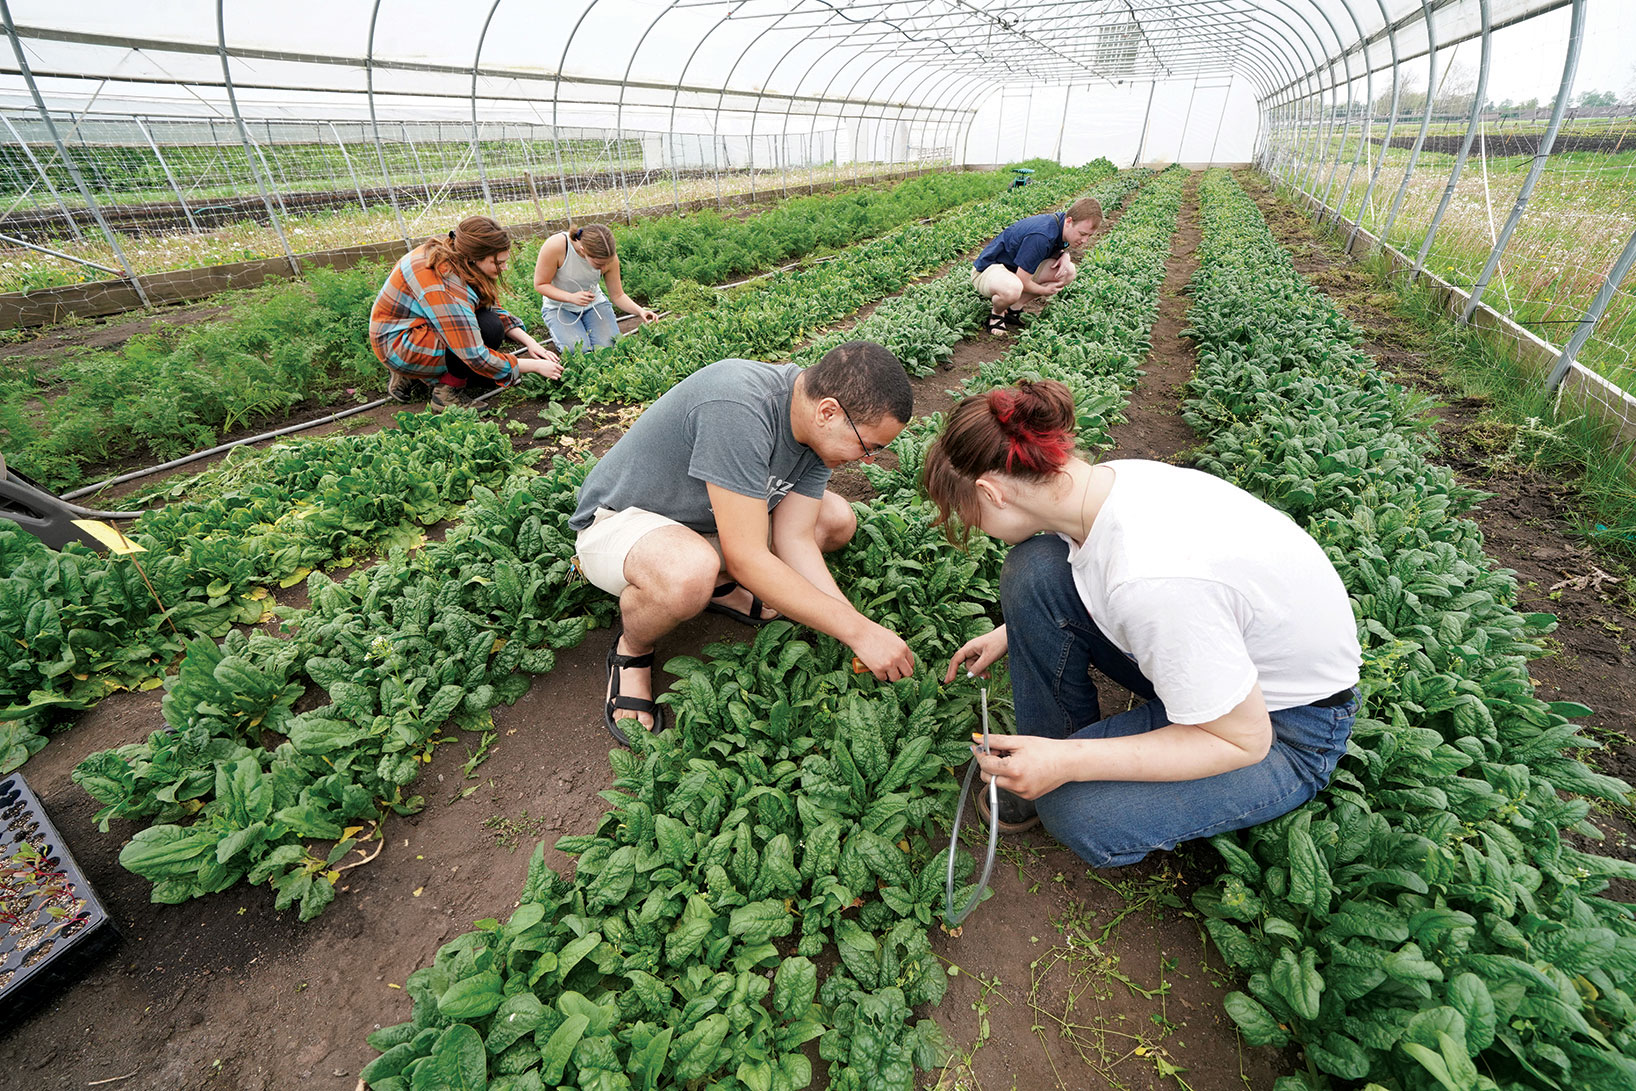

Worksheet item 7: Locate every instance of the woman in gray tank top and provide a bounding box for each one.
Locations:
[532,224,657,352]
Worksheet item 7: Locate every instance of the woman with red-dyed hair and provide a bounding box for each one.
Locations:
[921,380,1361,868]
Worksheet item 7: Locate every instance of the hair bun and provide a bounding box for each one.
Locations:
[985,382,1073,474]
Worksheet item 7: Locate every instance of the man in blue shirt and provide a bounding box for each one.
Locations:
[972,196,1103,335]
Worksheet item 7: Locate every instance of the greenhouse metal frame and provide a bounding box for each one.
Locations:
[1,0,1633,424]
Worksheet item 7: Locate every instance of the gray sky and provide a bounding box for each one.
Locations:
[1467,1,1634,104]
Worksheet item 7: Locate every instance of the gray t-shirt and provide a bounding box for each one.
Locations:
[569,359,831,533]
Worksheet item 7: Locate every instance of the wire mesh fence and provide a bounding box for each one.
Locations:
[1259,1,1636,454]
[0,111,948,308]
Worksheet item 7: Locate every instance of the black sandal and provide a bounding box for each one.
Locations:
[704,580,779,627]
[984,312,1009,336]
[1003,307,1026,328]
[604,624,666,746]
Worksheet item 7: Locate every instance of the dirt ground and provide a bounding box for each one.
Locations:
[4,169,1632,1090]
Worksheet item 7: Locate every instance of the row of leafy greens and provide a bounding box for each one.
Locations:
[1,411,523,772]
[350,170,1188,1091]
[1183,169,1636,1090]
[2,164,1106,775]
[4,166,1034,490]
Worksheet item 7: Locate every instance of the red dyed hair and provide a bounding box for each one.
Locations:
[921,379,1079,543]
[988,388,1074,475]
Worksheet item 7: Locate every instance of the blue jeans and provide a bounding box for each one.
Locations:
[1000,534,1357,868]
[542,299,620,352]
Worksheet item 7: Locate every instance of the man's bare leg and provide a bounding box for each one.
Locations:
[611,526,720,729]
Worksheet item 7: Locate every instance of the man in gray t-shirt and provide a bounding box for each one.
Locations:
[573,342,916,744]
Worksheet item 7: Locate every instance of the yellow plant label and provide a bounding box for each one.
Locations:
[71,519,146,554]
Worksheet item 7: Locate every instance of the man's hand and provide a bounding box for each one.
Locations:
[850,619,915,682]
[944,625,1007,682]
[974,734,1070,800]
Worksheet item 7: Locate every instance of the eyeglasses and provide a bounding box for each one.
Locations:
[840,403,887,464]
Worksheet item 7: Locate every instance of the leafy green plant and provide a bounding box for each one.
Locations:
[1183,169,1636,1091]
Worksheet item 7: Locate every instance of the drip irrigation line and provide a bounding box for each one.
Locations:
[944,680,999,928]
[60,396,395,502]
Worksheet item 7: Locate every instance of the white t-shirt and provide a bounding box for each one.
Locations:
[1062,460,1361,724]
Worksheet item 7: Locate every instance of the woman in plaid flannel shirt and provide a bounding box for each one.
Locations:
[370,215,561,410]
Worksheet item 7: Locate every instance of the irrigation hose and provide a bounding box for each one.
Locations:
[944,681,999,929]
[60,397,394,503]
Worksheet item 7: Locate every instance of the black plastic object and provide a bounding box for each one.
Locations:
[0,774,119,1026]
[0,453,106,550]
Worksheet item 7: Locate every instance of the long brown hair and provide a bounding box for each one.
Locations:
[922,379,1077,543]
[423,215,510,308]
[570,223,616,260]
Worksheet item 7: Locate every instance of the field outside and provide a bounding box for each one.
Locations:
[0,155,933,296]
[1281,120,1636,390]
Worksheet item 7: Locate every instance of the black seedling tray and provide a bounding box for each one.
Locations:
[0,774,119,1027]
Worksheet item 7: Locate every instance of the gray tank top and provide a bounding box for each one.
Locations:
[545,231,609,314]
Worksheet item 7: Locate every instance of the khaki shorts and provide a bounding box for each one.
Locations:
[573,507,725,596]
[971,253,1075,299]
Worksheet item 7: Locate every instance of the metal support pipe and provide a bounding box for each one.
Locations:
[469,0,502,216]
[1412,0,1490,277]
[2,4,147,299]
[1349,0,1402,249]
[1380,0,1440,247]
[327,121,369,214]
[0,112,85,241]
[1463,0,1584,321]
[135,116,200,234]
[404,121,435,208]
[613,1,677,217]
[552,0,603,219]
[1545,222,1636,394]
[0,230,120,272]
[1298,0,1354,211]
[1054,83,1073,164]
[213,1,298,277]
[1134,81,1157,167]
[1207,79,1233,165]
[1319,0,1371,224]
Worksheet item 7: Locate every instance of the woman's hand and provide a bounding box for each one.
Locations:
[518,356,564,380]
[567,289,596,306]
[944,624,1008,682]
[635,307,658,324]
[519,342,558,363]
[973,734,1070,800]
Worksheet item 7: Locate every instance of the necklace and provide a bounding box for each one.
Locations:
[1076,467,1096,544]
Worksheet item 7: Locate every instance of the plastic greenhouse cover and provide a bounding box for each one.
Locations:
[1,0,1583,119]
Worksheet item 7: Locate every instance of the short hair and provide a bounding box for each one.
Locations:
[1066,197,1103,225]
[803,341,912,425]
